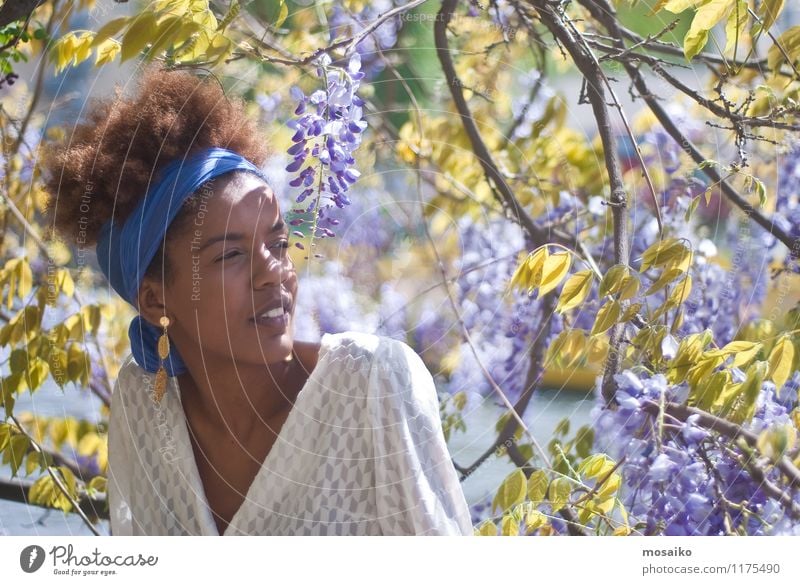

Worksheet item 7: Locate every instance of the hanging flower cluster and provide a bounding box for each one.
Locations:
[285,52,367,256]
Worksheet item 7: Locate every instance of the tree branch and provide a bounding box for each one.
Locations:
[525,0,630,403]
[0,476,107,521]
[0,0,45,29]
[581,0,800,255]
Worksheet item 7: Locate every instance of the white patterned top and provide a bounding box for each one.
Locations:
[106,331,473,535]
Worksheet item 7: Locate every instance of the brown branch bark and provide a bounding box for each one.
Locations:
[0,0,45,29]
[0,476,108,521]
[524,0,630,403]
[641,399,800,489]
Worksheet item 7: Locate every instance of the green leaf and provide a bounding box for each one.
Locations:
[6,434,30,478]
[251,0,289,28]
[591,300,621,335]
[556,270,593,313]
[754,176,767,207]
[120,12,158,63]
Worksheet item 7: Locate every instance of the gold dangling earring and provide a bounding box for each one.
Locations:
[153,315,170,404]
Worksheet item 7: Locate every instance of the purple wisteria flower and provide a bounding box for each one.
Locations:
[285,52,368,254]
[591,369,800,535]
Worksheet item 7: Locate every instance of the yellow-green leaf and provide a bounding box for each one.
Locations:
[120,12,158,63]
[768,336,795,391]
[684,0,734,61]
[591,300,621,335]
[707,340,760,358]
[724,0,749,54]
[88,475,107,493]
[6,434,30,477]
[56,269,75,299]
[758,0,785,33]
[527,247,548,288]
[596,472,622,502]
[756,423,796,461]
[645,267,684,296]
[767,26,800,71]
[492,468,527,514]
[690,370,728,410]
[668,274,693,306]
[538,251,571,297]
[640,238,688,271]
[599,264,629,297]
[527,469,548,503]
[661,0,705,13]
[500,514,520,536]
[618,274,640,301]
[548,477,571,512]
[524,508,546,532]
[90,16,129,47]
[556,270,593,313]
[16,259,32,299]
[731,342,763,368]
[145,15,186,60]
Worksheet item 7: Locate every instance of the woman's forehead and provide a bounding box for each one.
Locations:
[211,172,280,218]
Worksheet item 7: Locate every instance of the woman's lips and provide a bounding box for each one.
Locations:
[250,301,292,330]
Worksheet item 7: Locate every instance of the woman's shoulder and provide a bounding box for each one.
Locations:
[319,330,421,373]
[111,354,157,409]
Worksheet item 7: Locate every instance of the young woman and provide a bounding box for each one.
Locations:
[41,65,473,536]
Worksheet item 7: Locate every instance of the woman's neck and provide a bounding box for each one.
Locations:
[176,352,296,443]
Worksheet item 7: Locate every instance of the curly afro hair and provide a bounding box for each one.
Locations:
[40,63,272,250]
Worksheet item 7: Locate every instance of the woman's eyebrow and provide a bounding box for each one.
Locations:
[197,219,286,253]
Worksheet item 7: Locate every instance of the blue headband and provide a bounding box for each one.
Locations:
[95,147,271,376]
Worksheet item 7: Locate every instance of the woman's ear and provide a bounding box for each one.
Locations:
[137,276,168,328]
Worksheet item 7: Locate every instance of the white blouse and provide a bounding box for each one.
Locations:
[106,331,474,535]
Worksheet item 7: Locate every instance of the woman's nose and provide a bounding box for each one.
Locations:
[252,244,287,288]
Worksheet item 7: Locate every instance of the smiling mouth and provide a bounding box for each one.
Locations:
[250,301,293,329]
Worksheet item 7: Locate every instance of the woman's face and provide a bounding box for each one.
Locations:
[154,172,298,368]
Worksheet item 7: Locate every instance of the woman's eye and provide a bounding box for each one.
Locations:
[275,240,290,250]
[216,250,242,262]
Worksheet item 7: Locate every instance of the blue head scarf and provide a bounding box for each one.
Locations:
[95,147,272,376]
